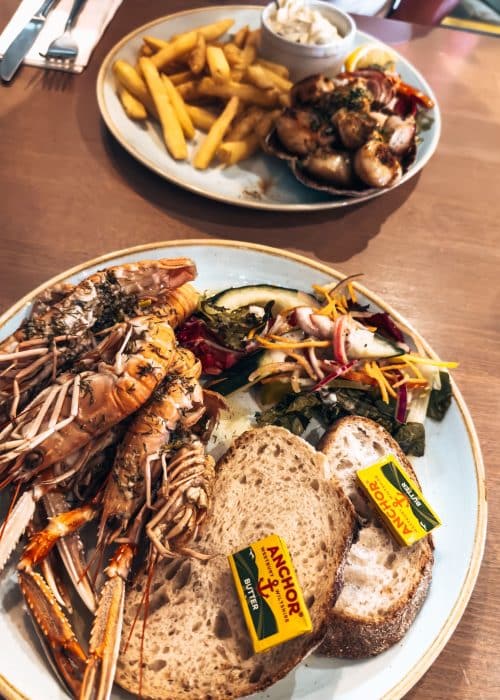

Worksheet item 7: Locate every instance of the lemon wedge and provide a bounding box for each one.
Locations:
[344,44,397,72]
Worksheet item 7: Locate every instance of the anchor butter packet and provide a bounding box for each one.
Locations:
[357,455,442,546]
[228,533,312,652]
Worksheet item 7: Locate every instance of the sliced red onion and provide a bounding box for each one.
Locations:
[395,382,408,424]
[312,359,358,391]
[333,314,349,364]
[322,273,363,299]
[307,345,324,380]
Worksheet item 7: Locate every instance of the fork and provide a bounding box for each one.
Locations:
[41,0,88,63]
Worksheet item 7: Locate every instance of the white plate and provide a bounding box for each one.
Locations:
[0,241,485,700]
[96,6,441,211]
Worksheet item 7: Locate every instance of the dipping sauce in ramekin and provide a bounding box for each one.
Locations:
[260,1,356,81]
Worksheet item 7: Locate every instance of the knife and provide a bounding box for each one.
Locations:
[0,0,59,82]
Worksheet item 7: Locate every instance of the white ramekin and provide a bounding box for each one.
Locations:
[260,1,356,82]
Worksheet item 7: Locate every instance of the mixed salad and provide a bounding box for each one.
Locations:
[178,278,455,456]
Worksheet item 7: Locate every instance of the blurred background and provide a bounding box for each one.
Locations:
[332,0,500,33]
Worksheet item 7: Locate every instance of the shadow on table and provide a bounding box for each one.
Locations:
[101,125,420,265]
[21,68,77,92]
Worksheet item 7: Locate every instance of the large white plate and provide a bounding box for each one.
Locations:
[0,241,485,700]
[96,6,441,211]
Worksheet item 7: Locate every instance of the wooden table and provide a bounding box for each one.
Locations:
[0,1,498,698]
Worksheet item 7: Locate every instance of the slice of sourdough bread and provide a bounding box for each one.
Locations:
[116,425,356,700]
[318,416,434,658]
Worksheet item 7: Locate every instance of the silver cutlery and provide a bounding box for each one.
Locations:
[41,0,88,64]
[0,0,59,82]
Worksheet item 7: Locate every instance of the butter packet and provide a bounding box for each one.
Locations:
[228,533,312,653]
[357,455,442,546]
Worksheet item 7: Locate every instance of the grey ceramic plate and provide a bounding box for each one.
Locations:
[96,6,441,211]
[0,241,486,700]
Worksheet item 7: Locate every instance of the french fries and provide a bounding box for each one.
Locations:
[198,77,280,108]
[256,58,290,79]
[161,74,195,139]
[233,25,249,49]
[175,19,235,44]
[140,57,187,160]
[117,85,148,120]
[185,105,217,132]
[222,43,243,67]
[113,60,157,117]
[112,18,290,170]
[168,70,192,86]
[218,135,260,166]
[226,106,266,141]
[188,33,207,75]
[206,45,231,83]
[218,109,279,166]
[176,80,202,102]
[246,64,293,93]
[151,32,199,70]
[194,96,240,170]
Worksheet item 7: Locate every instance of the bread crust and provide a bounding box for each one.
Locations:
[318,416,434,658]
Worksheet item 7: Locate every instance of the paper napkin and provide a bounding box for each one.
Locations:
[0,0,123,73]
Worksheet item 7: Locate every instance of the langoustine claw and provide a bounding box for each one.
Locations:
[17,506,95,697]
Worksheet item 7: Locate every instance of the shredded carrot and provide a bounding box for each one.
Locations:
[364,362,387,402]
[399,354,458,369]
[317,298,338,319]
[347,281,357,303]
[312,284,332,300]
[403,378,429,387]
[337,295,349,313]
[376,364,398,399]
[256,336,330,350]
[365,361,397,402]
[287,351,315,379]
[400,357,425,379]
[343,368,377,385]
[379,363,407,373]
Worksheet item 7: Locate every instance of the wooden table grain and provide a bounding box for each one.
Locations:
[0,2,498,699]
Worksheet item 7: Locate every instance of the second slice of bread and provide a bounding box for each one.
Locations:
[319,416,434,658]
[116,425,356,699]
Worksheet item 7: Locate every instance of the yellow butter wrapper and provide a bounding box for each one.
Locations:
[357,456,442,546]
[228,533,312,653]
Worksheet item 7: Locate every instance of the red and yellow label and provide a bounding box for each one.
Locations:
[357,455,442,546]
[228,533,312,653]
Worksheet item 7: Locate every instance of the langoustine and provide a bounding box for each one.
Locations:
[9,348,216,699]
[0,258,224,700]
[0,258,197,423]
